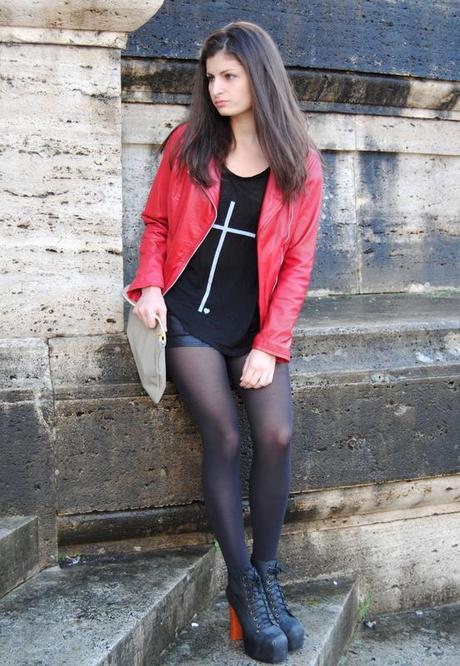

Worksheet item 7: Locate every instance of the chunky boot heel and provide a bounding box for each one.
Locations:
[226,564,288,663]
[251,556,305,652]
[228,603,243,640]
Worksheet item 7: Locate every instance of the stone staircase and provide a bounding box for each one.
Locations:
[3,528,457,666]
[0,532,220,665]
[1,292,459,665]
[0,523,358,665]
[157,576,358,666]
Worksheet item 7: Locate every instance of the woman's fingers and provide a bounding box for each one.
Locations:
[133,296,167,331]
[239,349,276,389]
[134,305,155,329]
[135,305,167,331]
[240,368,273,389]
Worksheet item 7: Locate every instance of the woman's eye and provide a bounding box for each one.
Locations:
[206,74,235,81]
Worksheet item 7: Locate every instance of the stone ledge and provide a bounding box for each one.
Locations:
[48,293,460,399]
[121,58,460,114]
[57,473,460,548]
[282,510,460,613]
[0,1,163,35]
[0,25,128,48]
[52,367,460,511]
[121,102,460,155]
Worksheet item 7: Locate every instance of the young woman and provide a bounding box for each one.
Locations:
[126,20,324,664]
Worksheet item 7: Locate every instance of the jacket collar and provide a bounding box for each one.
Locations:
[206,157,285,231]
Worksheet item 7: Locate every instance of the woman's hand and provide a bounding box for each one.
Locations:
[240,349,276,389]
[133,286,167,332]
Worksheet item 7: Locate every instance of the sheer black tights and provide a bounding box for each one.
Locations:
[165,346,293,574]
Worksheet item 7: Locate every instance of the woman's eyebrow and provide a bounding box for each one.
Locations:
[206,68,238,76]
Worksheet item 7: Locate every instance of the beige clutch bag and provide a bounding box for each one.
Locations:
[122,286,166,403]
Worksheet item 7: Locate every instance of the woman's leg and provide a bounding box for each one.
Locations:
[166,345,251,574]
[226,356,293,561]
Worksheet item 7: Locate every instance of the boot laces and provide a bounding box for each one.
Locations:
[242,569,276,631]
[264,562,290,619]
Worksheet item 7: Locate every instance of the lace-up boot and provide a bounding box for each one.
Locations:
[251,556,304,651]
[226,564,288,663]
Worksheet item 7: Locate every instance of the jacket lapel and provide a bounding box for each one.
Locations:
[257,167,285,232]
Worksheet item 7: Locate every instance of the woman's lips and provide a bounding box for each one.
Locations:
[215,100,229,106]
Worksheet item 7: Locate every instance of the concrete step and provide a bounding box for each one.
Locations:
[0,545,218,665]
[50,293,460,401]
[339,600,460,665]
[0,516,39,599]
[158,577,358,666]
[293,293,460,373]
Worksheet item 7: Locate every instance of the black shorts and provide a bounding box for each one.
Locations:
[165,311,211,348]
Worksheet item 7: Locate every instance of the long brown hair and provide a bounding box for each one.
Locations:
[163,20,322,202]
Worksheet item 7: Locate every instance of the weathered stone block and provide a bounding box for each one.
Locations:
[125,1,459,81]
[356,115,460,155]
[54,394,203,514]
[122,143,161,301]
[281,508,460,613]
[357,152,460,291]
[0,339,57,567]
[0,42,123,338]
[290,369,460,492]
[0,516,39,598]
[311,151,358,294]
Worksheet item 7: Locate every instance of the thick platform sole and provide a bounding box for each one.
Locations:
[228,601,288,663]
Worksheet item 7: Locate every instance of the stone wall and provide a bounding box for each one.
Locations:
[122,0,460,296]
[0,0,164,567]
[1,1,459,610]
[122,106,460,297]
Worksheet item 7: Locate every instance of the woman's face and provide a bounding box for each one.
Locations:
[205,51,253,118]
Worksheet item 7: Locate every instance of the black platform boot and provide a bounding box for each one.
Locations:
[251,556,305,652]
[226,564,288,663]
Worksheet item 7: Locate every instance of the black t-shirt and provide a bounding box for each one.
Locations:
[164,163,270,355]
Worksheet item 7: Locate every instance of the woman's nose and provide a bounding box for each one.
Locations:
[212,77,225,96]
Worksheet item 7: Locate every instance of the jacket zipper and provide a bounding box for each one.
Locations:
[269,202,292,298]
[162,178,218,296]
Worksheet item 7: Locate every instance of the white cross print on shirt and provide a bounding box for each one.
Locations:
[198,200,256,314]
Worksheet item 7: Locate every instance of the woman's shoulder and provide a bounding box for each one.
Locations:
[160,122,189,168]
[290,147,323,209]
[163,121,188,151]
[305,147,323,181]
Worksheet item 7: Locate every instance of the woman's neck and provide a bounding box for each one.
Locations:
[225,111,269,176]
[229,111,259,149]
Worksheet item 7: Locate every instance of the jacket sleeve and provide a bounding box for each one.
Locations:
[251,149,324,363]
[126,127,181,302]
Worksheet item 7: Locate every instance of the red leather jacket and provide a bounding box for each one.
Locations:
[126,122,324,363]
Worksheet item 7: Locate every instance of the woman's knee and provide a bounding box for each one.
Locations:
[203,423,241,462]
[274,424,293,451]
[258,423,292,455]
